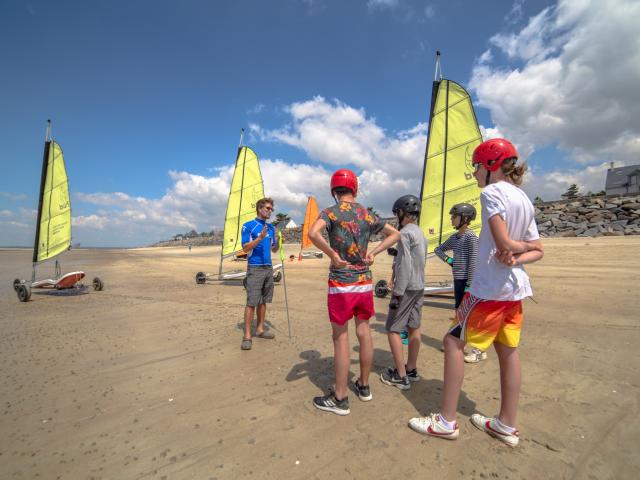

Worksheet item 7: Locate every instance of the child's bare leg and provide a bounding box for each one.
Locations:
[441,333,465,421]
[332,322,350,399]
[387,332,406,377]
[406,327,421,371]
[355,319,373,385]
[494,342,521,427]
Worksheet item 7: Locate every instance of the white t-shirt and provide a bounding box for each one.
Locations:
[469,181,540,301]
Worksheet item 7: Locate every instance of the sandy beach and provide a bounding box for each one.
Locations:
[1,237,639,479]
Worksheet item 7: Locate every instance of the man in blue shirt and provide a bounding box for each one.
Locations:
[240,197,280,350]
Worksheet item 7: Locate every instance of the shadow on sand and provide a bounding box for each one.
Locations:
[286,347,476,416]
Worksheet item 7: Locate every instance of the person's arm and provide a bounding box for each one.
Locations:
[489,215,542,254]
[391,232,411,297]
[466,234,478,287]
[434,236,454,264]
[512,247,544,265]
[366,224,400,263]
[242,224,267,253]
[308,217,347,269]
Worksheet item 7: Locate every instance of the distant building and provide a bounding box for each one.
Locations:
[285,219,298,229]
[606,165,640,195]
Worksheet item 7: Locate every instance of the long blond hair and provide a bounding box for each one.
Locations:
[501,158,527,186]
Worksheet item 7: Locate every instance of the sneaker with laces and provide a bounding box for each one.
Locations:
[470,414,519,447]
[408,413,459,440]
[464,348,488,364]
[380,368,410,390]
[313,392,350,416]
[353,379,373,402]
[405,365,420,382]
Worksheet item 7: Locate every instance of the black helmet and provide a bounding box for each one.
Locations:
[449,203,477,226]
[392,195,421,216]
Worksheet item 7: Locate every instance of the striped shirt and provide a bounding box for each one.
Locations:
[434,230,479,283]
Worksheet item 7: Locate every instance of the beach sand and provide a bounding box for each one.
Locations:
[1,237,639,479]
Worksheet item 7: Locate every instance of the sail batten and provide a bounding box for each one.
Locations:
[419,78,483,254]
[221,146,265,258]
[33,140,72,264]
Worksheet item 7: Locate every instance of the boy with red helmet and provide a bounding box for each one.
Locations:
[308,169,400,415]
[408,138,543,446]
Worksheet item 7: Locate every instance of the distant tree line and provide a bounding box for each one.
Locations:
[172,229,218,241]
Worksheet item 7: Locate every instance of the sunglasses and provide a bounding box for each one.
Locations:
[262,206,274,211]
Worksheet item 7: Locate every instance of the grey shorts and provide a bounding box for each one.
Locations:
[246,265,274,307]
[385,290,423,333]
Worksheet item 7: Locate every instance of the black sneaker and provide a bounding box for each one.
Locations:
[353,379,373,402]
[405,365,420,382]
[313,392,350,416]
[380,368,410,390]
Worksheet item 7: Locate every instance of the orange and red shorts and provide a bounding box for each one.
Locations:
[327,279,375,326]
[448,293,523,350]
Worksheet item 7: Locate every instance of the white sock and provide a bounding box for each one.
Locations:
[438,413,456,429]
[495,417,516,434]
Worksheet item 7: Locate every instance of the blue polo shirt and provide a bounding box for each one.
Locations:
[241,218,276,266]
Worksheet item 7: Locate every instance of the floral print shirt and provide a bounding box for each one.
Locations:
[319,201,386,283]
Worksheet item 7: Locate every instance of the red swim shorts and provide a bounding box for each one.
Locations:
[327,279,375,325]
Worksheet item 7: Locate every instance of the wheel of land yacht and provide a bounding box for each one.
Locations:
[273,270,282,283]
[195,272,207,284]
[17,284,31,302]
[93,277,104,291]
[13,278,22,292]
[374,279,389,298]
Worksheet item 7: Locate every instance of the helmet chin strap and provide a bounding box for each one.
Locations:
[485,168,492,186]
[396,211,406,230]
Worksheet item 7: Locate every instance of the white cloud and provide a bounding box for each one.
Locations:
[367,0,435,22]
[505,0,526,25]
[251,96,426,177]
[424,4,435,19]
[0,192,28,201]
[247,103,266,115]
[522,162,613,200]
[367,0,399,10]
[0,209,13,218]
[470,0,640,165]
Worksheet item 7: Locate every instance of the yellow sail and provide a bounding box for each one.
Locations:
[221,146,264,258]
[34,141,72,263]
[300,196,319,251]
[419,79,483,254]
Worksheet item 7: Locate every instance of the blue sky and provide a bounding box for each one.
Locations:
[1,0,639,247]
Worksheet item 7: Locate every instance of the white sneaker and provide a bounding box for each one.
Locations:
[408,413,459,440]
[470,414,520,447]
[464,348,488,364]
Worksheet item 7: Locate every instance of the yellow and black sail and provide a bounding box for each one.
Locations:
[221,145,265,259]
[419,57,483,253]
[33,130,72,263]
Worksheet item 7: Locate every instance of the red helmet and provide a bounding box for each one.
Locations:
[472,138,518,172]
[330,169,358,195]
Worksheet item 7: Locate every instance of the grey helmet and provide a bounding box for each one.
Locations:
[449,203,476,227]
[392,195,421,216]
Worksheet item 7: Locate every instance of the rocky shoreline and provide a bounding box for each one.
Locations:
[534,193,640,237]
